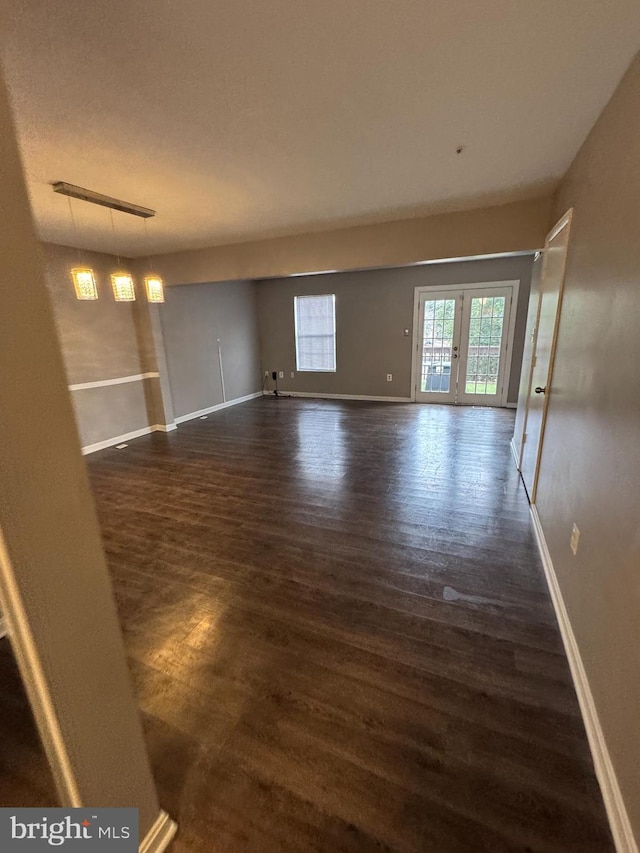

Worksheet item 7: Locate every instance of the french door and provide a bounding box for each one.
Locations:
[414,284,515,406]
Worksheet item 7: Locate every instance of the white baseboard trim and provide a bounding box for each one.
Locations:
[81,423,176,455]
[509,436,520,470]
[505,402,517,409]
[530,506,637,853]
[139,810,177,853]
[283,391,413,403]
[81,391,262,453]
[82,426,155,455]
[174,391,263,424]
[69,372,160,392]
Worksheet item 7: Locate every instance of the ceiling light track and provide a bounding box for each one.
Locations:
[53,182,155,219]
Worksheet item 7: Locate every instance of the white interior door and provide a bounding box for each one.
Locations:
[414,291,462,404]
[520,210,574,502]
[512,251,544,469]
[456,287,513,407]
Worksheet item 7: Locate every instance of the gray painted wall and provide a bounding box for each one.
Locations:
[257,255,535,403]
[71,383,151,446]
[160,279,261,418]
[43,246,263,442]
[43,245,533,443]
[537,52,640,842]
[42,243,144,384]
[41,242,155,445]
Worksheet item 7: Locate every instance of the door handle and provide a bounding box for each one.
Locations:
[534,386,546,394]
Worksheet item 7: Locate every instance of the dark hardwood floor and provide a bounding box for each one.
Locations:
[92,398,613,852]
[0,640,58,807]
[0,399,614,851]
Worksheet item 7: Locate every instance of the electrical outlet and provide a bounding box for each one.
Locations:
[264,371,269,378]
[387,373,393,382]
[570,523,580,556]
[279,371,284,379]
[290,372,295,379]
[403,328,410,336]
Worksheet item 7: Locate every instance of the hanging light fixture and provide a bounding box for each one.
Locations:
[55,182,160,302]
[67,197,98,300]
[144,275,165,303]
[111,271,136,301]
[109,209,136,302]
[142,218,165,303]
[71,267,98,300]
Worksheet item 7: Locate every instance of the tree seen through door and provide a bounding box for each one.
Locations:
[421,298,456,393]
[464,296,505,395]
[417,288,511,404]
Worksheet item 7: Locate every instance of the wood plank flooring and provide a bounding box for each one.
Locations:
[0,639,58,807]
[0,399,614,851]
[92,399,613,852]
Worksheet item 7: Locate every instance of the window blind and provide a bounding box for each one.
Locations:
[294,294,336,372]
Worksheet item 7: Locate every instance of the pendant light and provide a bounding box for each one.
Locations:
[109,209,136,302]
[145,275,165,303]
[111,271,136,302]
[67,197,98,300]
[71,267,99,300]
[143,218,165,303]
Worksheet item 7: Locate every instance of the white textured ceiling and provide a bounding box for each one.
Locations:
[1,1,639,257]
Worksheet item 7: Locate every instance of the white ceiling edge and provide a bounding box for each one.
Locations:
[255,250,538,282]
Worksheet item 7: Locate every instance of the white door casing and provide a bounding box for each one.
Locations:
[512,251,544,469]
[520,210,574,502]
[411,280,520,407]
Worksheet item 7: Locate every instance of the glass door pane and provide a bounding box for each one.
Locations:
[457,287,512,406]
[415,293,461,404]
[465,295,505,395]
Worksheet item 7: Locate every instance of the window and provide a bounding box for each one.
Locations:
[294,294,336,372]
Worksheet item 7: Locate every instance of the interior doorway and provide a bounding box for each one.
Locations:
[513,210,574,502]
[411,281,519,406]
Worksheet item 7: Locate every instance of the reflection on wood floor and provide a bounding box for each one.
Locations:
[92,399,614,852]
[0,639,57,806]
[0,399,613,852]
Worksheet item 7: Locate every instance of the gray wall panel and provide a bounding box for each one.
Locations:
[258,255,534,402]
[160,279,261,418]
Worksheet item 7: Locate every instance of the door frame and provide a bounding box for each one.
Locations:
[410,280,520,406]
[512,251,544,470]
[518,209,574,503]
